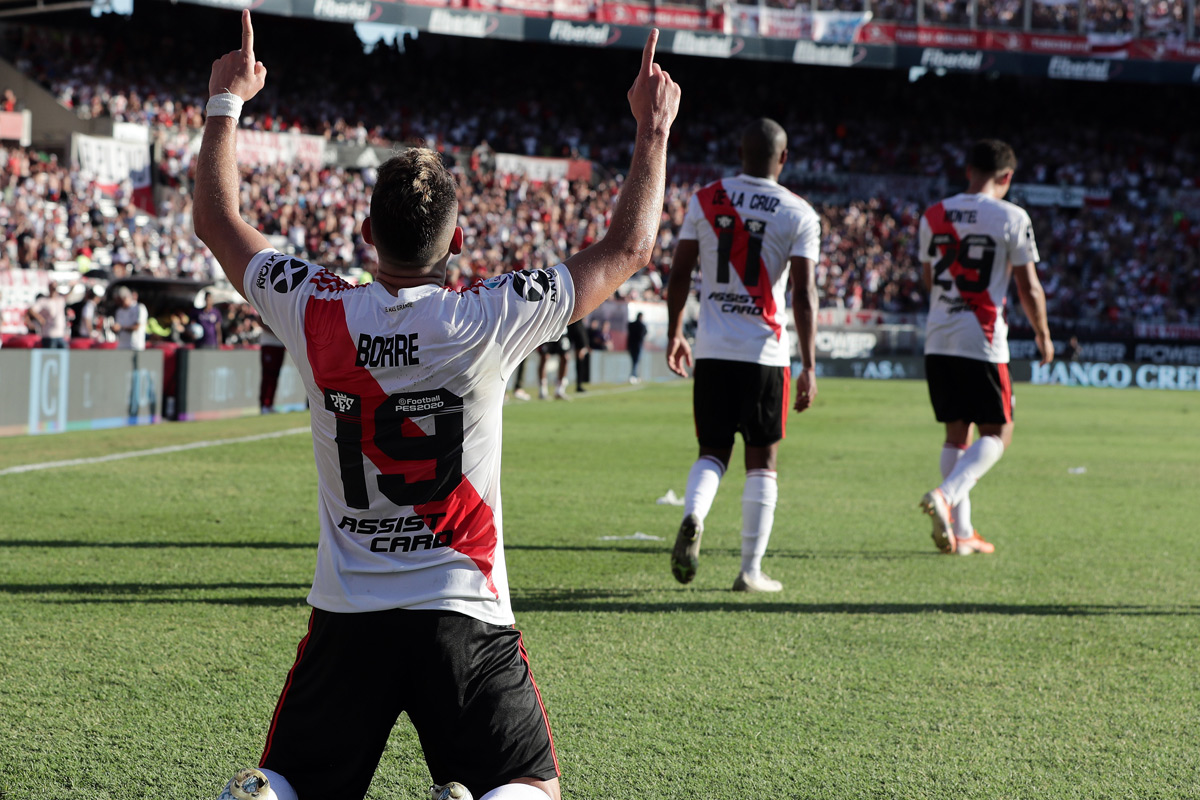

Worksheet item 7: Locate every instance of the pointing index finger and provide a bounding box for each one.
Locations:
[242,9,255,56]
[641,28,658,76]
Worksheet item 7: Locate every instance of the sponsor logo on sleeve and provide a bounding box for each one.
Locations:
[511,269,557,302]
[256,252,283,290]
[271,258,309,294]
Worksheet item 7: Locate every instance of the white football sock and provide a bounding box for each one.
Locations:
[940,443,973,538]
[940,435,1005,507]
[256,769,297,800]
[940,443,964,480]
[683,455,725,523]
[480,784,553,799]
[740,469,778,575]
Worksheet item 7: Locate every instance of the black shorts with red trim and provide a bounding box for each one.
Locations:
[925,354,1013,425]
[260,608,559,799]
[693,358,790,449]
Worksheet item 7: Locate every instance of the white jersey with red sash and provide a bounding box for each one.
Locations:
[244,249,574,625]
[919,193,1039,364]
[678,174,821,367]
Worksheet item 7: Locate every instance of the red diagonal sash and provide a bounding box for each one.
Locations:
[925,202,998,343]
[696,182,782,340]
[305,296,498,595]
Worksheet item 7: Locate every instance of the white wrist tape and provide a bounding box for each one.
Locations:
[206,92,244,120]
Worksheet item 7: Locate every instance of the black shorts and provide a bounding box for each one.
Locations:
[925,354,1013,425]
[693,359,790,449]
[539,335,568,356]
[260,609,559,799]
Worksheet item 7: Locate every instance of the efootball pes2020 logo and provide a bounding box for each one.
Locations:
[511,269,556,302]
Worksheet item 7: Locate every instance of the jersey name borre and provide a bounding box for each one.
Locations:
[919,192,1039,364]
[678,174,820,367]
[244,249,575,626]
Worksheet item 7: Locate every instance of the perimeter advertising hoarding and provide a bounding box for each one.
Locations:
[176,348,307,421]
[173,0,1200,83]
[1010,336,1200,366]
[0,350,163,437]
[811,357,1200,391]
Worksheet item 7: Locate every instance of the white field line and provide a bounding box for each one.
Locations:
[1,381,682,476]
[0,427,311,477]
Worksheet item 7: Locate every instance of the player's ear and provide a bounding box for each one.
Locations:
[449,226,463,256]
[778,148,788,167]
[362,217,375,246]
[995,169,1014,186]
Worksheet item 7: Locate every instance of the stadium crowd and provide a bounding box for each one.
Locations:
[3,7,1199,344]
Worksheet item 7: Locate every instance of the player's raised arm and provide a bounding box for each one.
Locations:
[193,9,271,291]
[564,29,681,323]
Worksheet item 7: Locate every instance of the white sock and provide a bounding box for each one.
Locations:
[740,469,777,575]
[480,784,553,799]
[940,443,964,481]
[940,444,972,538]
[684,455,725,523]
[256,769,298,800]
[940,435,1005,507]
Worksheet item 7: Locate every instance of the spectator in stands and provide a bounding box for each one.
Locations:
[111,286,147,350]
[191,291,223,348]
[69,284,103,340]
[25,281,68,348]
[627,312,647,384]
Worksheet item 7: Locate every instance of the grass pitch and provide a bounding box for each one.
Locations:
[1,378,1197,800]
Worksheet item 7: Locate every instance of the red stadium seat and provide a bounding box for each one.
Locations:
[69,338,95,349]
[5,334,40,349]
[94,341,119,350]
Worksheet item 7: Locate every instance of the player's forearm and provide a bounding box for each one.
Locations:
[666,269,692,338]
[192,117,242,244]
[794,286,818,369]
[602,128,669,277]
[1018,281,1050,338]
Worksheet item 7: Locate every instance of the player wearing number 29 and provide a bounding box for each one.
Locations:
[195,12,680,800]
[665,118,821,593]
[917,139,1053,556]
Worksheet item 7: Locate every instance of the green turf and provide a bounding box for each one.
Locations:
[1,378,1197,800]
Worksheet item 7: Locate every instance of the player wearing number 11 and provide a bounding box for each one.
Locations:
[665,118,821,593]
[917,139,1053,556]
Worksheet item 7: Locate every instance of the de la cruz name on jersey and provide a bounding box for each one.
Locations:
[245,249,575,626]
[678,174,821,367]
[918,193,1039,364]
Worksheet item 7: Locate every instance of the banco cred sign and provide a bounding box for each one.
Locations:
[1030,361,1200,391]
